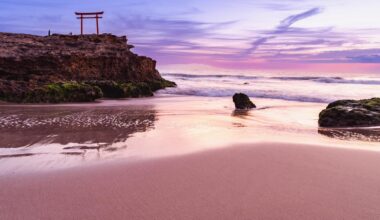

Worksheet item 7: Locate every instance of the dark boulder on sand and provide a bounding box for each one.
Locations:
[319,98,380,127]
[233,93,256,109]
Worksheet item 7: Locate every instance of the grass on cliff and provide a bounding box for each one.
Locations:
[0,79,176,103]
[23,82,103,103]
[86,79,176,99]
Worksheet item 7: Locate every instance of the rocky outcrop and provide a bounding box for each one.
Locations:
[319,98,380,127]
[233,93,256,109]
[0,32,175,103]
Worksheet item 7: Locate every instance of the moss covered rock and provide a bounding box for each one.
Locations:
[85,81,126,98]
[122,82,153,98]
[147,79,177,92]
[22,82,103,103]
[319,98,380,127]
[85,81,152,98]
[0,79,177,103]
[85,79,176,99]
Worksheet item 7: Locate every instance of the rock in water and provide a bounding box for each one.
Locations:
[233,93,256,109]
[319,98,380,127]
[0,33,176,103]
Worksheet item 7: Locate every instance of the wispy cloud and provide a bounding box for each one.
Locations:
[244,7,323,55]
[276,8,322,31]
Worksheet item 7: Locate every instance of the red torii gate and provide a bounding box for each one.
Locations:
[75,11,104,35]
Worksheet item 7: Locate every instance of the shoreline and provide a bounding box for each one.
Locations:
[1,142,380,219]
[1,96,380,174]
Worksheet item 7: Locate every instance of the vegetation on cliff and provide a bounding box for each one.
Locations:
[0,79,176,103]
[85,79,176,99]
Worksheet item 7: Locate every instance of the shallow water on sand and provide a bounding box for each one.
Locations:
[0,96,379,174]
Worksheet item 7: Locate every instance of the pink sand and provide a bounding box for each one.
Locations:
[1,142,380,219]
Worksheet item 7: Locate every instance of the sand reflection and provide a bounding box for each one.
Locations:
[231,109,251,118]
[318,127,380,142]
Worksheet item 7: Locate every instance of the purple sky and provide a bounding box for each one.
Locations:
[1,0,380,73]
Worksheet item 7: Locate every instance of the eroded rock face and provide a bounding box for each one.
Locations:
[233,93,256,109]
[0,33,176,103]
[319,98,380,127]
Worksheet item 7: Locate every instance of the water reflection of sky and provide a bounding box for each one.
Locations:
[0,97,379,174]
[0,106,157,148]
[0,104,158,173]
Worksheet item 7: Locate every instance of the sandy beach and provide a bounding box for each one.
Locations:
[1,142,380,219]
[1,96,380,219]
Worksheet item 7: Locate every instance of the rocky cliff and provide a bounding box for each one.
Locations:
[0,32,175,103]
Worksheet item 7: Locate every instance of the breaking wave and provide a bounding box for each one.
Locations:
[160,73,380,103]
[164,73,380,85]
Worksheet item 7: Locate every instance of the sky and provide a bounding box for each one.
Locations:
[1,0,380,74]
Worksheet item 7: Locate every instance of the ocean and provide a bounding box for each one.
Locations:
[160,73,380,103]
[1,72,380,173]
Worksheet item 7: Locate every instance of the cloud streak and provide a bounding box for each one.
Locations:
[244,7,323,55]
[276,8,322,31]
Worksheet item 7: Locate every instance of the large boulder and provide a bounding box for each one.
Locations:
[319,98,380,127]
[233,93,256,109]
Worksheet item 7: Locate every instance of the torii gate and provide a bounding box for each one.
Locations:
[75,11,104,35]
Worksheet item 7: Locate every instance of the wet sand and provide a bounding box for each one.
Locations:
[1,97,379,174]
[1,97,380,219]
[1,142,380,220]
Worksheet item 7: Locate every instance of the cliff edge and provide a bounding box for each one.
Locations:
[0,33,175,103]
